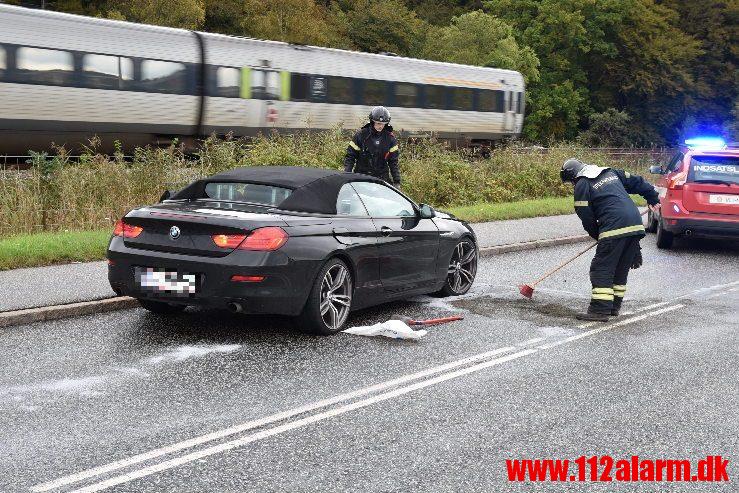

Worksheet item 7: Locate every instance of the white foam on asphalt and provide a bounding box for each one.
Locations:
[145,344,241,364]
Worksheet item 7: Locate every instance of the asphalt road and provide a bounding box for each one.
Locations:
[1,236,737,492]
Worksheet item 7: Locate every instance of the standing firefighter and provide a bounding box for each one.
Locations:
[560,158,661,321]
[344,106,401,187]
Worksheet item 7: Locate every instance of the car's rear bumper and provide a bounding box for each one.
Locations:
[107,236,319,316]
[661,212,739,239]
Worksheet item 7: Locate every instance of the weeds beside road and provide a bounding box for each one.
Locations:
[1,132,661,239]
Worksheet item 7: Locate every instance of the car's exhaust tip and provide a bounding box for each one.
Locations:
[227,302,243,313]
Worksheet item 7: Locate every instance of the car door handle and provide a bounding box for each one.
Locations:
[380,226,393,236]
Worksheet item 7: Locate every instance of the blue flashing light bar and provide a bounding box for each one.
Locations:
[684,137,726,150]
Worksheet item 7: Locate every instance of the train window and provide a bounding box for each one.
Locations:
[425,85,446,109]
[478,89,504,112]
[395,83,416,108]
[363,80,386,106]
[16,47,74,86]
[290,73,309,101]
[327,77,352,104]
[252,69,280,100]
[450,87,474,111]
[216,67,240,98]
[516,92,523,114]
[141,59,187,94]
[82,54,133,90]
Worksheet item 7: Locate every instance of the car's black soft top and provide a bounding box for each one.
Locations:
[171,166,388,215]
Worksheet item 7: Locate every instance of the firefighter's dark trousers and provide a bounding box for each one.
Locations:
[588,236,641,314]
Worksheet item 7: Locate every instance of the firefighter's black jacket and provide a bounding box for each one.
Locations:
[574,168,659,241]
[343,123,400,184]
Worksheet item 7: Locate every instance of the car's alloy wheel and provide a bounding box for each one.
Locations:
[320,263,352,331]
[300,258,353,335]
[439,239,477,296]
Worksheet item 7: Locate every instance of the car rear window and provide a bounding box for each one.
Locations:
[203,182,292,206]
[689,156,739,185]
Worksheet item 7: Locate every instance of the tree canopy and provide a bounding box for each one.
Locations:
[33,0,738,145]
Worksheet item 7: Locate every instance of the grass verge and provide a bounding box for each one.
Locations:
[0,196,648,270]
[447,196,647,223]
[0,230,110,271]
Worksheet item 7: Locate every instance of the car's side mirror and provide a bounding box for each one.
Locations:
[159,190,174,202]
[649,165,664,175]
[418,203,436,219]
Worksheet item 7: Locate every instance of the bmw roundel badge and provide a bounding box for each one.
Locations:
[169,225,181,240]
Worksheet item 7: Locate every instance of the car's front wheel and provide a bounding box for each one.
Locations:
[137,298,187,314]
[438,238,478,296]
[656,218,674,249]
[299,258,353,335]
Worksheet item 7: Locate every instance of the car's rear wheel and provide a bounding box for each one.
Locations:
[645,210,658,233]
[137,298,187,314]
[437,238,478,297]
[656,218,674,249]
[299,258,353,335]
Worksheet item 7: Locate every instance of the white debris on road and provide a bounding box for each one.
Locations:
[343,320,427,340]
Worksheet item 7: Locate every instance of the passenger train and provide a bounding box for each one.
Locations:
[0,4,525,155]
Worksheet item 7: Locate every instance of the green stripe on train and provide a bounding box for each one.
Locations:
[240,67,252,99]
[280,71,290,101]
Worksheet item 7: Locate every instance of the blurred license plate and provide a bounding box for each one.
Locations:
[709,194,739,205]
[135,267,198,296]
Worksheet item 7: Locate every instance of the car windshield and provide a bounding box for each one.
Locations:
[203,182,292,206]
[689,156,739,185]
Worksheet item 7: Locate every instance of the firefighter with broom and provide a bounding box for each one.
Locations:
[559,158,661,321]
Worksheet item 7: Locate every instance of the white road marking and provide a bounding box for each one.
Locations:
[31,346,517,493]
[67,349,540,493]
[537,304,685,350]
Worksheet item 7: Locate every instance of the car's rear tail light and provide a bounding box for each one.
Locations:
[667,171,688,190]
[238,227,288,251]
[212,234,247,248]
[107,259,115,266]
[113,219,143,238]
[230,275,265,282]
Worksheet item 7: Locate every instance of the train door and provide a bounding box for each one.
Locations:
[240,65,289,128]
[504,91,516,133]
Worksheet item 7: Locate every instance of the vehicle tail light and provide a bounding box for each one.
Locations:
[212,234,247,248]
[230,275,265,282]
[113,219,143,238]
[238,227,288,251]
[667,170,688,190]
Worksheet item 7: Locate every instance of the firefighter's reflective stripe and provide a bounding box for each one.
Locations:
[574,201,589,207]
[592,287,614,301]
[348,141,360,151]
[599,224,645,240]
[613,284,626,297]
[388,145,399,153]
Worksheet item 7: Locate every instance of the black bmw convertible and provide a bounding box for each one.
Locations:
[107,166,478,334]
